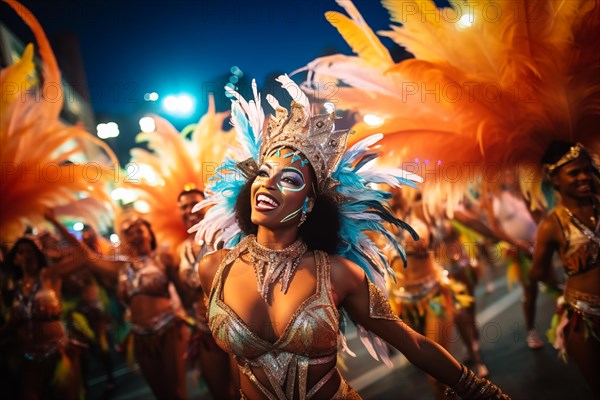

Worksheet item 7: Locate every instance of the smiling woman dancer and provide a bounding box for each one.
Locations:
[190,76,509,400]
[531,142,600,397]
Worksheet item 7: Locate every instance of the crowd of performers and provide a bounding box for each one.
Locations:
[1,0,600,399]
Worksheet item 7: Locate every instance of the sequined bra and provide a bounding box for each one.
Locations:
[553,204,600,276]
[119,254,171,300]
[12,280,62,322]
[208,241,340,400]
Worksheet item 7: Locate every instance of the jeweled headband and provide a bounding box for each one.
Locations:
[543,143,586,176]
[260,101,351,193]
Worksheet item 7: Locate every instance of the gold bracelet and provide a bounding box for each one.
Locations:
[445,364,511,399]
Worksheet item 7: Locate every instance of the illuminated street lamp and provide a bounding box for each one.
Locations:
[163,94,195,116]
[144,92,159,101]
[96,122,119,139]
[139,116,156,133]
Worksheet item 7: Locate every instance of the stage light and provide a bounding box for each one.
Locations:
[363,114,384,127]
[139,116,156,133]
[457,13,474,29]
[162,94,195,116]
[164,95,178,112]
[96,122,119,139]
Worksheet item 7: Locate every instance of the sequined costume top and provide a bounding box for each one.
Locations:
[118,254,171,301]
[208,238,340,400]
[12,280,68,359]
[553,204,600,276]
[118,254,180,334]
[12,280,62,322]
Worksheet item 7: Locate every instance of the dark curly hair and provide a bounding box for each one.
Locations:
[541,141,591,175]
[542,141,572,165]
[5,237,48,281]
[121,218,157,251]
[234,172,341,254]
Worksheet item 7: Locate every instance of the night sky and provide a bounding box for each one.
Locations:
[1,0,418,161]
[2,1,399,112]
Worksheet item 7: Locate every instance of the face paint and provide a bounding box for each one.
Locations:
[281,148,309,169]
[251,147,314,229]
[276,167,306,194]
[279,196,309,223]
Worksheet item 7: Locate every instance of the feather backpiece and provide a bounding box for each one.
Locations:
[300,0,600,213]
[124,95,234,253]
[1,0,117,244]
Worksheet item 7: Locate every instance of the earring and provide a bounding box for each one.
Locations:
[298,197,310,227]
[298,212,307,227]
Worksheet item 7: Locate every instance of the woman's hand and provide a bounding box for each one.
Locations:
[43,207,58,223]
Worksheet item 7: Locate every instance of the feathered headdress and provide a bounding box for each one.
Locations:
[0,0,117,244]
[299,0,600,213]
[123,96,233,253]
[190,74,422,365]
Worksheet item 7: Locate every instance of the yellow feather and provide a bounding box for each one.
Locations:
[1,1,117,244]
[52,350,73,387]
[325,8,392,65]
[302,0,600,214]
[71,311,96,341]
[506,262,520,290]
[0,43,36,106]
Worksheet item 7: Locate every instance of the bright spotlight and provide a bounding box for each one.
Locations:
[139,116,156,133]
[96,124,106,139]
[164,95,178,112]
[96,122,119,139]
[149,92,159,101]
[106,122,119,137]
[109,234,120,244]
[177,95,194,114]
[457,13,474,28]
[73,222,84,231]
[363,114,384,127]
[163,94,194,116]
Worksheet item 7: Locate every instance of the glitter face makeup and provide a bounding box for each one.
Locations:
[251,148,314,229]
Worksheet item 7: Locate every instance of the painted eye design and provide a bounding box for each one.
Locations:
[280,169,304,189]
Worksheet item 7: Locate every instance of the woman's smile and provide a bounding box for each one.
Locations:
[255,192,281,211]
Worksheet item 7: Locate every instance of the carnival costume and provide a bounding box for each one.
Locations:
[117,251,178,333]
[299,0,600,214]
[1,1,117,397]
[9,267,84,399]
[386,213,472,332]
[547,195,600,358]
[111,215,190,400]
[124,98,235,396]
[190,75,508,399]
